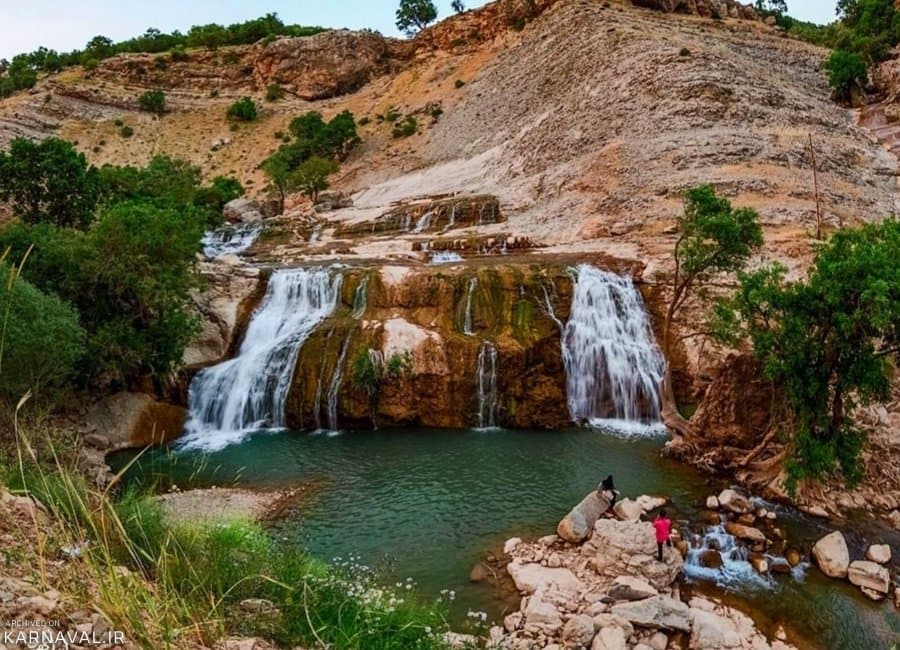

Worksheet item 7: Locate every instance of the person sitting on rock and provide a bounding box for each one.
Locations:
[653,509,673,562]
[597,474,619,507]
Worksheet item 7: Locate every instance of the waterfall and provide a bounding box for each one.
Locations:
[326,335,351,431]
[476,342,498,429]
[463,277,477,336]
[431,251,464,265]
[540,283,565,334]
[412,211,434,233]
[352,276,369,319]
[180,268,342,451]
[313,328,335,431]
[562,265,665,433]
[202,222,262,258]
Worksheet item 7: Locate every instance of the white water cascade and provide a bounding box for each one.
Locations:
[562,265,665,433]
[352,276,369,319]
[476,342,499,429]
[463,277,477,336]
[202,222,263,258]
[180,268,342,451]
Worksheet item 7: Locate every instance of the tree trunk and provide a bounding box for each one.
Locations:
[660,364,694,439]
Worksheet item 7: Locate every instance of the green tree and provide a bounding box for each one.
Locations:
[824,50,868,102]
[138,89,166,114]
[295,156,338,203]
[714,219,900,488]
[261,151,294,214]
[451,0,466,13]
[396,0,438,36]
[0,137,102,229]
[82,201,202,384]
[662,185,763,434]
[226,96,258,121]
[0,262,85,400]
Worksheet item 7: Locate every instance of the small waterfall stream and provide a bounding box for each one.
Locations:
[463,277,477,336]
[180,268,342,451]
[476,342,498,429]
[326,336,352,431]
[352,276,369,319]
[202,222,263,258]
[562,264,665,432]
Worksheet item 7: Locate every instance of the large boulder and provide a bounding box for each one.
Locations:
[223,198,265,223]
[507,561,584,597]
[591,626,627,650]
[558,491,610,543]
[184,265,263,368]
[865,544,891,564]
[613,498,644,522]
[608,576,658,601]
[610,596,691,632]
[717,489,752,514]
[592,519,683,589]
[847,560,891,594]
[85,392,186,450]
[523,594,563,635]
[561,614,595,648]
[689,608,743,649]
[723,522,767,545]
[811,531,850,578]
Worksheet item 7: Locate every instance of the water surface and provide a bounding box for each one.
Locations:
[111,428,899,649]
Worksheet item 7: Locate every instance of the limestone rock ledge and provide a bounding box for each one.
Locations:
[494,492,797,650]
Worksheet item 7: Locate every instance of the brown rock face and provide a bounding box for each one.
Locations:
[252,31,395,100]
[690,354,776,449]
[285,261,585,430]
[86,392,186,450]
[631,0,758,19]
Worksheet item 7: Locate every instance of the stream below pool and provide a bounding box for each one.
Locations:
[110,428,900,649]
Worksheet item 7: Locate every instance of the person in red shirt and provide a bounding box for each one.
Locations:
[653,509,673,562]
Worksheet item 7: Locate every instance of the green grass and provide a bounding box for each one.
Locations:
[2,420,453,649]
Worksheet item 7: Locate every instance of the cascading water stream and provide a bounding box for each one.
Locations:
[476,342,498,429]
[326,336,352,431]
[202,222,263,258]
[562,265,665,433]
[180,268,342,451]
[352,276,369,319]
[412,211,434,233]
[463,277,477,336]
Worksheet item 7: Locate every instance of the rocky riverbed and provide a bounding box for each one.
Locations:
[488,485,899,650]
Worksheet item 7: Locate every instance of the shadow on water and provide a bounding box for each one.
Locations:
[109,428,900,648]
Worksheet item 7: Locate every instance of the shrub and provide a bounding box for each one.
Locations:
[386,351,412,378]
[209,88,220,98]
[392,115,418,138]
[358,116,371,126]
[169,45,189,62]
[0,137,103,229]
[226,96,258,121]
[114,118,124,127]
[265,83,285,101]
[137,89,166,114]
[119,125,134,138]
[824,50,868,103]
[83,58,98,71]
[0,263,86,400]
[351,349,381,394]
